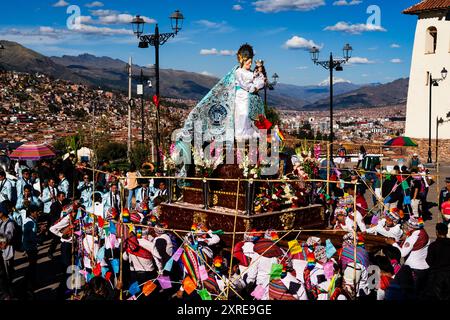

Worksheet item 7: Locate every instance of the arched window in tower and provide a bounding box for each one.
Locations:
[425,26,437,54]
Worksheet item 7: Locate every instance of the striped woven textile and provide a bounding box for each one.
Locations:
[203,275,220,295]
[340,246,370,269]
[253,239,283,258]
[9,143,56,160]
[269,279,297,300]
[181,245,200,283]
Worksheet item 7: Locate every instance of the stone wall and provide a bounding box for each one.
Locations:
[404,138,450,164]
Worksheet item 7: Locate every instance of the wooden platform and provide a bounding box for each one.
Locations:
[159,202,326,246]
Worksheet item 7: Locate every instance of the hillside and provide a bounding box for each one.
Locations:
[0,40,409,111]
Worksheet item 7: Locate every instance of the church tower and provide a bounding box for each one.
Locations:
[404,1,450,139]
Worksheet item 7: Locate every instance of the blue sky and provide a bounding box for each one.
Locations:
[0,0,420,86]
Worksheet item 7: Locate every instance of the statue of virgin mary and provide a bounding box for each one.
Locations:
[176,43,267,146]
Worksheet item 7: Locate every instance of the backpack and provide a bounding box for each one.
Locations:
[2,219,24,252]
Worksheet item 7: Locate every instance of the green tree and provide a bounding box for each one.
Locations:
[266,107,280,125]
[97,142,127,162]
[130,143,151,169]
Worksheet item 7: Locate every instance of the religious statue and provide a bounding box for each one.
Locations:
[176,43,268,146]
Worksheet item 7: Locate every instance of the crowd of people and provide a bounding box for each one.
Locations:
[0,149,449,301]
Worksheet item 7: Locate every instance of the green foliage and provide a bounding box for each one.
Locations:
[266,107,280,125]
[97,142,127,162]
[130,143,151,169]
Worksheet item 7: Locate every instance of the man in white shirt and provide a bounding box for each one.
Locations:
[150,224,174,274]
[135,179,151,210]
[386,217,430,294]
[367,209,403,241]
[57,172,70,200]
[151,181,168,203]
[41,178,58,215]
[0,171,13,203]
[49,205,78,268]
[0,206,15,293]
[102,183,120,218]
[16,168,32,202]
[123,230,157,285]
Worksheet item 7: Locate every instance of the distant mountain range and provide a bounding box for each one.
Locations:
[0,40,408,110]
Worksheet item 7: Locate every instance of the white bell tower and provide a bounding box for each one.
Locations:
[404,1,450,139]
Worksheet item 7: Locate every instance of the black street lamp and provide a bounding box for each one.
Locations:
[310,43,352,163]
[435,111,450,163]
[427,67,447,163]
[132,10,185,170]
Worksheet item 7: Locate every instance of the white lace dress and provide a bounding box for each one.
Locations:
[234,68,265,140]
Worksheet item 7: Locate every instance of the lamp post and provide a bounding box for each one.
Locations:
[436,111,450,163]
[427,67,447,163]
[137,69,146,144]
[310,44,352,163]
[264,72,279,108]
[0,43,4,70]
[132,10,184,171]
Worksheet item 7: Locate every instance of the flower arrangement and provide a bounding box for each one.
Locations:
[192,146,224,177]
[254,180,305,213]
[238,151,261,179]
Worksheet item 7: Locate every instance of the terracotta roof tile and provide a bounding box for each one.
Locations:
[403,0,450,14]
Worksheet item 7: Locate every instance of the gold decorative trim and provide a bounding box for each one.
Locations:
[243,219,252,231]
[193,211,208,227]
[213,194,219,205]
[280,212,296,230]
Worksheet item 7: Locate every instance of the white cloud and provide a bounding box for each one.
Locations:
[200,48,219,55]
[283,36,322,50]
[220,50,236,56]
[85,1,104,7]
[195,20,234,33]
[348,57,375,64]
[52,0,69,7]
[39,26,56,34]
[200,48,235,56]
[333,0,362,6]
[90,9,117,17]
[71,24,133,35]
[390,43,401,48]
[253,0,325,13]
[324,21,387,34]
[390,58,402,64]
[99,14,156,25]
[319,77,352,86]
[201,71,215,77]
[233,4,243,10]
[79,16,94,24]
[196,20,223,28]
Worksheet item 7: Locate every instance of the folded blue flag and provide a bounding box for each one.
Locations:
[101,266,109,278]
[109,222,116,234]
[403,195,411,205]
[325,239,337,259]
[164,257,174,272]
[111,259,119,274]
[96,246,105,261]
[384,195,392,204]
[129,281,141,296]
